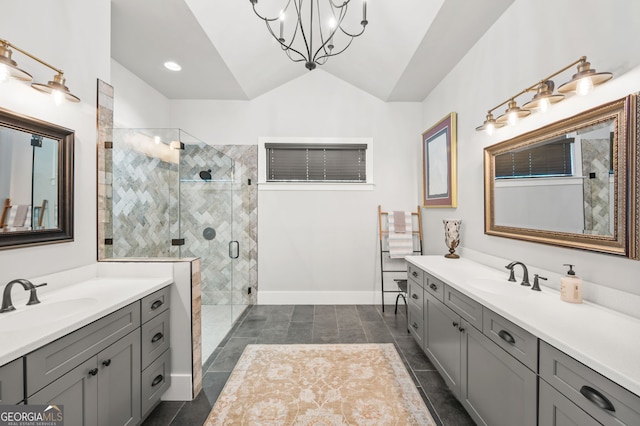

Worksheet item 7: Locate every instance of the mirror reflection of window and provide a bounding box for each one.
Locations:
[32,135,58,229]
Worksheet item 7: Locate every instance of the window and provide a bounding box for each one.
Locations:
[495,138,574,178]
[266,143,366,183]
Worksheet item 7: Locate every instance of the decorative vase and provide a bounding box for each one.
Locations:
[443,219,462,259]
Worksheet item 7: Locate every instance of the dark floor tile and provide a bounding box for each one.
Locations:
[168,388,216,426]
[286,327,314,344]
[312,329,340,344]
[257,328,289,344]
[395,336,436,371]
[338,327,368,343]
[201,371,231,404]
[414,370,475,426]
[356,305,383,321]
[382,313,410,336]
[416,386,445,426]
[208,337,256,372]
[362,320,395,343]
[291,305,314,322]
[289,321,313,330]
[314,305,337,326]
[262,320,290,330]
[336,306,362,329]
[202,347,222,373]
[141,401,184,425]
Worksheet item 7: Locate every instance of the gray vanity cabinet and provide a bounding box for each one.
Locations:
[424,290,462,396]
[460,319,537,426]
[0,357,24,404]
[29,329,141,426]
[539,379,601,426]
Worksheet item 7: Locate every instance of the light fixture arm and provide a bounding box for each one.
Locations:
[485,56,587,115]
[0,39,64,76]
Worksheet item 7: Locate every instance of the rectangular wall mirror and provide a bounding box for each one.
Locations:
[0,107,74,249]
[484,94,636,256]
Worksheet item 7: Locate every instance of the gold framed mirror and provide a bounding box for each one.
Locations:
[0,107,74,249]
[484,94,635,256]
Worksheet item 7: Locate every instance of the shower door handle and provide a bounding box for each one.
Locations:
[229,241,239,259]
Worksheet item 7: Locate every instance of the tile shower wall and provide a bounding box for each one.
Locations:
[581,137,612,235]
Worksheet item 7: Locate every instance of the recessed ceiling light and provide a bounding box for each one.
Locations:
[164,61,182,72]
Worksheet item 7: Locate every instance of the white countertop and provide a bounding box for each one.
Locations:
[0,276,172,366]
[406,255,640,397]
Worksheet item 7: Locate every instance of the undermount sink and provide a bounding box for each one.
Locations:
[0,297,99,333]
[463,278,507,294]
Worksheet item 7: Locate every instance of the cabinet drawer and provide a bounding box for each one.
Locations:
[141,286,170,324]
[407,302,424,348]
[407,279,423,311]
[444,286,483,331]
[141,349,171,417]
[0,358,24,404]
[424,273,445,302]
[483,308,538,371]
[407,264,424,288]
[539,379,601,426]
[540,341,640,426]
[141,309,171,369]
[26,302,140,396]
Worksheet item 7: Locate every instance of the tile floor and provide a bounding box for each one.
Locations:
[141,304,475,426]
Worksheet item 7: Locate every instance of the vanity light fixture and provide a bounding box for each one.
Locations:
[476,56,612,134]
[0,38,80,104]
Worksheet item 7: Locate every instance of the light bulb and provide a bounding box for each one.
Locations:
[508,111,519,126]
[52,89,64,106]
[154,136,161,145]
[576,78,593,96]
[0,64,9,82]
[486,122,495,136]
[539,98,550,113]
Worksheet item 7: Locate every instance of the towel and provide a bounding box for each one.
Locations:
[388,212,414,259]
[393,211,406,233]
[13,205,29,227]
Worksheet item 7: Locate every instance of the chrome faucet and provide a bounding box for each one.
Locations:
[505,261,530,286]
[0,279,47,313]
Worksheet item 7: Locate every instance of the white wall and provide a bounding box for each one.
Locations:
[169,71,422,304]
[0,0,110,280]
[420,0,640,312]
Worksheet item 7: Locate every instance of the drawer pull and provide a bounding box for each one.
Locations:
[429,283,438,291]
[151,300,164,310]
[151,332,164,343]
[459,327,465,333]
[580,385,616,412]
[151,374,164,387]
[452,322,459,328]
[102,359,111,367]
[411,293,419,300]
[411,322,419,330]
[498,330,516,345]
[411,271,418,278]
[88,368,99,376]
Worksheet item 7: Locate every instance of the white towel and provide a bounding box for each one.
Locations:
[388,212,414,259]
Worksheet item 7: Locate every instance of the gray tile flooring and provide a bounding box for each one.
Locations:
[141,304,475,426]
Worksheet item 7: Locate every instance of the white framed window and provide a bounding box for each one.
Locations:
[258,137,374,190]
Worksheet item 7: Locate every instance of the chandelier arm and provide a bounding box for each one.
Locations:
[250,0,294,22]
[315,36,354,62]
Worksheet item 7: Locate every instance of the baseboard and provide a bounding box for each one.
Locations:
[162,374,193,401]
[257,291,403,305]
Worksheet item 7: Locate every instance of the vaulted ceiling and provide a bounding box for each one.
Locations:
[111,0,514,101]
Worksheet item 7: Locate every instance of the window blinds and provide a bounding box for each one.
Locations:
[266,143,367,182]
[495,139,574,178]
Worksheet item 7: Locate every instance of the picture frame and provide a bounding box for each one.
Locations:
[422,112,457,208]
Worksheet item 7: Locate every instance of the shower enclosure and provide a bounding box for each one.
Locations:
[104,128,255,363]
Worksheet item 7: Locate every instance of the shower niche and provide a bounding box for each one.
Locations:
[101,128,257,360]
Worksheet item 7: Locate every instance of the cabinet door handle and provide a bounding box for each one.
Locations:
[151,374,164,387]
[498,330,516,345]
[580,385,616,412]
[429,283,438,291]
[151,300,163,310]
[102,359,111,367]
[151,332,164,343]
[411,271,418,278]
[411,322,419,330]
[459,327,465,333]
[88,368,99,376]
[411,293,419,300]
[452,322,459,328]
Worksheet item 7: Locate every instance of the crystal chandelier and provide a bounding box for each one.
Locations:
[249,0,369,70]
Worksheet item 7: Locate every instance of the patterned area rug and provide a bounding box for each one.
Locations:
[204,343,436,425]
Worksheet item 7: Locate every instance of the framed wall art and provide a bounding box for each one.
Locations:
[422,112,457,208]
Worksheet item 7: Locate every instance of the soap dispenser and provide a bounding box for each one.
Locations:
[560,264,583,304]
